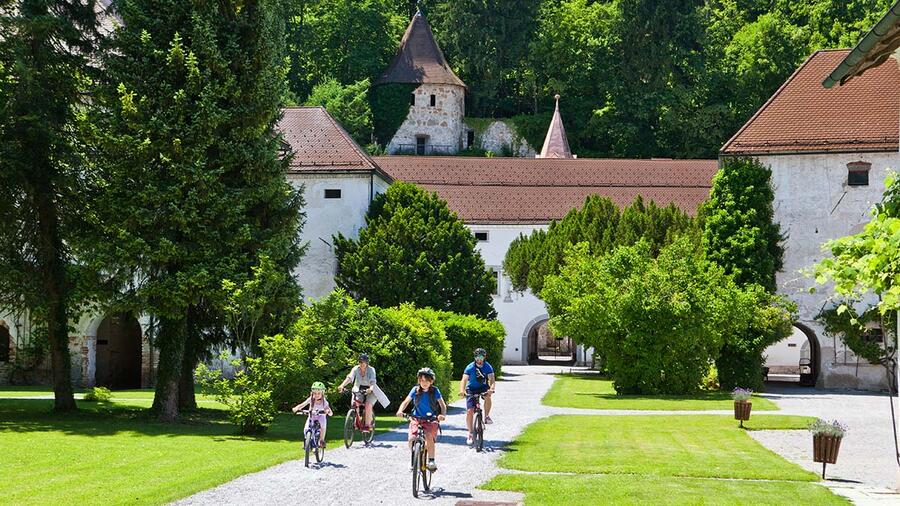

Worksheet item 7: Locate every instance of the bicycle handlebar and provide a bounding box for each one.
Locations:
[296,409,327,415]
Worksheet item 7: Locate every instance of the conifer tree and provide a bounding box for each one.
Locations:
[0,0,99,411]
[334,182,495,319]
[88,0,303,421]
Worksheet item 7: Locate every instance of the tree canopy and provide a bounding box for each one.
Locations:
[283,0,893,158]
[334,182,495,319]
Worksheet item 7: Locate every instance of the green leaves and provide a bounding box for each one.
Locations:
[335,182,495,319]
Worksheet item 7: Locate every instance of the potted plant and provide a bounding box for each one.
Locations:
[732,387,752,427]
[809,419,847,479]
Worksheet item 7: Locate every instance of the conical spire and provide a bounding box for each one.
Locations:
[375,9,466,88]
[538,95,573,159]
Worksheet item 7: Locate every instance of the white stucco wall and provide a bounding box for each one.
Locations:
[764,325,810,371]
[758,150,900,389]
[388,83,466,155]
[288,172,390,301]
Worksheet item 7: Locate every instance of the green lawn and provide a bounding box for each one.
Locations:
[543,374,779,411]
[482,474,849,505]
[0,397,400,505]
[498,415,817,481]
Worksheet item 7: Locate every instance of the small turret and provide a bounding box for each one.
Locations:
[537,95,574,159]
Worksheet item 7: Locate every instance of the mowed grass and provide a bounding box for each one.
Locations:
[498,415,818,481]
[543,374,779,411]
[0,397,400,505]
[482,474,849,505]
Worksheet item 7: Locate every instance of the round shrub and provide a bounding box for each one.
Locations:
[83,386,111,402]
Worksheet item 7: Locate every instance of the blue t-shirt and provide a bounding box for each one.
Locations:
[408,386,442,418]
[465,361,494,390]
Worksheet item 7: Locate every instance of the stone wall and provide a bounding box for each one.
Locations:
[387,83,466,155]
[758,150,900,390]
[472,120,536,157]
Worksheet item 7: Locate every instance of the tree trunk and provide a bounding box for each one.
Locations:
[152,317,186,422]
[178,328,198,411]
[34,190,76,412]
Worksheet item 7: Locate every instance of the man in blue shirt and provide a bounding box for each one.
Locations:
[458,347,496,446]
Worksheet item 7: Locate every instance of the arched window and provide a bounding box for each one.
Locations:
[0,325,10,362]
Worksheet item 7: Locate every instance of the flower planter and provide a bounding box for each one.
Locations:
[813,434,842,479]
[733,400,752,427]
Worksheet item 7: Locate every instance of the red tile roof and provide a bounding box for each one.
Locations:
[374,11,466,88]
[278,107,389,179]
[722,50,900,155]
[375,156,717,224]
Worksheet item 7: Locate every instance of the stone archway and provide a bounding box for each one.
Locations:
[524,318,576,365]
[94,313,142,389]
[763,323,821,386]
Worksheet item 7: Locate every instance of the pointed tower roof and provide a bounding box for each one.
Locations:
[538,95,574,159]
[375,10,466,88]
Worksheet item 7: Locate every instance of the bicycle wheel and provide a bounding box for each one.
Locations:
[343,409,356,449]
[474,411,484,452]
[315,429,325,463]
[411,441,422,498]
[364,413,376,444]
[303,431,313,468]
[421,440,431,491]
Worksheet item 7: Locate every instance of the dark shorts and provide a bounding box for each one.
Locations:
[466,385,490,409]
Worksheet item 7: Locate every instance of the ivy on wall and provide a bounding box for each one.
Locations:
[371,83,418,146]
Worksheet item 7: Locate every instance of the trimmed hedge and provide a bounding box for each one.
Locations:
[430,310,505,379]
[257,291,452,410]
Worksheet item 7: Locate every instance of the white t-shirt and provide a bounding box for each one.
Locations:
[348,365,376,389]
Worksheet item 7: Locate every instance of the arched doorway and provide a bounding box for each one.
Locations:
[0,323,10,363]
[94,313,142,389]
[526,319,576,365]
[763,323,820,386]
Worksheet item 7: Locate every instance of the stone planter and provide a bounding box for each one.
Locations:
[733,400,752,427]
[813,434,842,479]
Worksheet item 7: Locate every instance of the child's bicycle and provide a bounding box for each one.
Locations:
[403,413,438,498]
[297,409,327,468]
[343,385,376,448]
[467,390,489,452]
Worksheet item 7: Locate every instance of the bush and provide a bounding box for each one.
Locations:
[196,361,277,434]
[430,310,505,378]
[256,291,453,411]
[83,386,111,402]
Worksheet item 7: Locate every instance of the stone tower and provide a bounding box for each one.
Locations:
[375,9,467,155]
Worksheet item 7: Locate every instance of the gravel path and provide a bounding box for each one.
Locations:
[750,385,900,499]
[174,365,565,506]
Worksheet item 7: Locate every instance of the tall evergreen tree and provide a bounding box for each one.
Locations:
[334,182,495,319]
[0,0,100,411]
[87,0,303,421]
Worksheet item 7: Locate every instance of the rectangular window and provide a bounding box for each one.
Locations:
[848,162,871,186]
[474,231,489,242]
[324,189,342,199]
[410,93,416,106]
[488,268,500,297]
[416,137,427,155]
[430,94,436,107]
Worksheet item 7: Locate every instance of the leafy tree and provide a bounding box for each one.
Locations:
[88,0,303,421]
[305,78,374,145]
[542,238,748,394]
[286,0,405,101]
[504,195,695,294]
[0,0,100,411]
[335,182,495,319]
[703,157,784,292]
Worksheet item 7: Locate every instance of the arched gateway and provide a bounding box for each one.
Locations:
[94,313,143,389]
[523,317,576,365]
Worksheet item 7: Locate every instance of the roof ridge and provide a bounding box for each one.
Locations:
[721,50,835,154]
[317,109,379,172]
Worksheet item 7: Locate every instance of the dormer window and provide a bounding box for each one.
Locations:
[848,162,870,186]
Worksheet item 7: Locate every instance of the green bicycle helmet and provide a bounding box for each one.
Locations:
[311,381,326,391]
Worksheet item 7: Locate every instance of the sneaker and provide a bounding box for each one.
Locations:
[427,459,437,472]
[466,433,474,445]
[485,416,493,425]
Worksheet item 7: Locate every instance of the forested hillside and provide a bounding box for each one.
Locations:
[287,0,892,158]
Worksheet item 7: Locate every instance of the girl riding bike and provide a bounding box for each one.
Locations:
[396,367,447,472]
[292,382,333,448]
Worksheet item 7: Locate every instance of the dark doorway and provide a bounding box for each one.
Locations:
[527,320,575,365]
[95,313,142,389]
[0,325,9,362]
